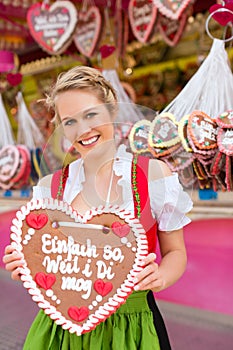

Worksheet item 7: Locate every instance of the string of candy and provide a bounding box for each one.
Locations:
[132,153,141,219]
[56,165,69,200]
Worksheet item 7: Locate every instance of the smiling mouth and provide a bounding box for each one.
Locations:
[79,135,99,146]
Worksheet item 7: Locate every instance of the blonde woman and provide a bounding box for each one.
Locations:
[3,66,192,350]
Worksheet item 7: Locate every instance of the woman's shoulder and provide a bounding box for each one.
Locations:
[37,173,53,187]
[148,158,172,182]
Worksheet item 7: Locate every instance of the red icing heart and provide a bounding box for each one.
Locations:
[128,0,157,43]
[27,1,77,54]
[68,306,89,322]
[111,221,130,238]
[26,213,48,229]
[94,279,113,297]
[73,6,102,58]
[209,4,233,26]
[35,272,56,290]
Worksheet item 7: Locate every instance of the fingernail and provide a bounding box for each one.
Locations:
[134,285,139,291]
[133,278,138,284]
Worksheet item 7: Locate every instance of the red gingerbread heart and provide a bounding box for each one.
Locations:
[10,199,148,335]
[27,1,78,55]
[73,6,102,58]
[128,0,157,43]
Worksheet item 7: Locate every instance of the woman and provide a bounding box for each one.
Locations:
[3,66,193,349]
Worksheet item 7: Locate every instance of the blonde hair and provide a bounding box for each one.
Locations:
[46,66,118,124]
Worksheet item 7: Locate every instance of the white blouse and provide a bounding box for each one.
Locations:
[33,145,193,232]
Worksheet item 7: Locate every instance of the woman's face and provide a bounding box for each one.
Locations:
[56,89,115,158]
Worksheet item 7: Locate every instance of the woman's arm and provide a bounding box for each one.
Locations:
[134,158,188,292]
[134,228,187,292]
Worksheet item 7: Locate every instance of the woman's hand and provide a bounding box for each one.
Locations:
[133,253,165,293]
[2,245,25,281]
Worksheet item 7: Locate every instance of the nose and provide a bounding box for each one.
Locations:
[75,119,92,140]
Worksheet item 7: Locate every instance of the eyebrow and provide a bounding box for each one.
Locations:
[61,107,99,122]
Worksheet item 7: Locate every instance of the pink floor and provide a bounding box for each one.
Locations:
[1,211,233,315]
[156,218,233,316]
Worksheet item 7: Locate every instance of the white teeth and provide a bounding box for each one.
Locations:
[81,136,98,145]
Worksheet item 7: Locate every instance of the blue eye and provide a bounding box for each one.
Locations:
[64,119,76,126]
[85,112,97,119]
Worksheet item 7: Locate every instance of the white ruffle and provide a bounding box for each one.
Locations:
[33,185,51,199]
[32,145,193,231]
[149,173,193,231]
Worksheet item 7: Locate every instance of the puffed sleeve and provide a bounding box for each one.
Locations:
[148,173,193,231]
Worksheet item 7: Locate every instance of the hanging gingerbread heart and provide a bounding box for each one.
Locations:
[73,6,102,58]
[157,12,188,47]
[149,113,180,148]
[129,119,152,154]
[153,0,193,20]
[217,128,233,156]
[10,199,147,335]
[0,145,20,189]
[27,1,78,55]
[128,0,158,43]
[187,111,218,155]
[216,110,233,129]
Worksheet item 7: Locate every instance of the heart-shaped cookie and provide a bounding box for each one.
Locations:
[10,199,147,335]
[187,111,218,154]
[129,119,152,154]
[128,0,158,43]
[153,0,192,20]
[157,12,188,47]
[73,6,102,58]
[217,128,233,156]
[216,110,233,128]
[149,113,180,148]
[178,115,193,152]
[0,145,20,187]
[27,1,78,55]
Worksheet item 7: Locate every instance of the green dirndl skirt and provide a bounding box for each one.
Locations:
[23,291,161,350]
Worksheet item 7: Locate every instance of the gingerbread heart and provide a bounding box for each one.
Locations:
[73,6,102,58]
[10,199,147,335]
[153,0,192,20]
[217,128,233,156]
[187,111,218,154]
[216,110,233,128]
[149,113,180,148]
[128,0,158,43]
[129,119,152,154]
[0,145,20,187]
[157,12,188,47]
[178,114,193,152]
[27,1,78,55]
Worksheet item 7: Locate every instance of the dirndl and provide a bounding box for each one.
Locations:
[23,291,161,350]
